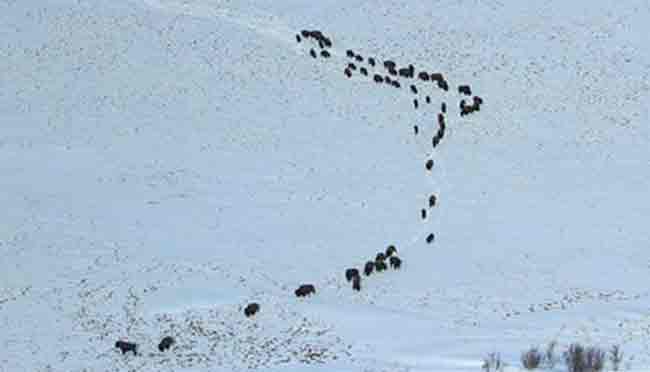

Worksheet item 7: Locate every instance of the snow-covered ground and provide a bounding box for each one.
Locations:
[2,0,650,371]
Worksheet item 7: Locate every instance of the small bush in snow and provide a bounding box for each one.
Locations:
[482,352,503,372]
[544,340,558,369]
[564,343,605,372]
[609,345,623,371]
[521,347,543,370]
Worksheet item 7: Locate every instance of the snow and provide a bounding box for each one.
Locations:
[2,0,650,371]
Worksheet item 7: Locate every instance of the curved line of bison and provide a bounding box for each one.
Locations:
[113,27,485,360]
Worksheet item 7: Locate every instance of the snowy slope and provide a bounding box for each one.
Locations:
[2,0,650,371]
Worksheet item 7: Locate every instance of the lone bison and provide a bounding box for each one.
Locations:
[426,233,435,244]
[295,284,316,297]
[345,268,360,282]
[389,256,402,269]
[414,125,419,135]
[364,261,374,276]
[115,340,138,355]
[309,49,317,58]
[158,336,175,352]
[244,302,260,317]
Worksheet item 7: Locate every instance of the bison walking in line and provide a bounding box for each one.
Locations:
[295,284,316,297]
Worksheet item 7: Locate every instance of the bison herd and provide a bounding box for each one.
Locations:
[114,28,487,361]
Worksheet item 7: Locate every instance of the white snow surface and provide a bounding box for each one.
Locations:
[2,0,650,371]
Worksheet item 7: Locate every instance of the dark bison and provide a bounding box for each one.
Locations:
[421,208,427,219]
[376,252,386,262]
[320,50,330,58]
[346,49,355,58]
[384,75,392,84]
[425,95,431,104]
[460,104,474,116]
[115,340,138,355]
[368,57,376,66]
[347,62,357,70]
[244,302,260,317]
[360,67,368,76]
[158,336,175,352]
[318,39,325,49]
[309,49,317,58]
[344,68,352,78]
[345,268,360,282]
[300,30,310,38]
[388,67,397,76]
[373,74,383,83]
[385,245,397,257]
[418,71,430,81]
[425,159,434,170]
[322,37,332,48]
[473,96,483,105]
[414,125,419,135]
[441,102,447,113]
[398,67,410,78]
[410,84,418,94]
[432,134,440,148]
[375,260,387,272]
[438,113,445,126]
[429,194,437,207]
[426,233,435,244]
[352,275,361,291]
[295,284,316,297]
[437,79,449,91]
[389,256,402,269]
[384,60,396,70]
[296,34,301,43]
[355,55,363,62]
[430,73,444,82]
[413,99,419,109]
[391,80,401,88]
[364,261,374,276]
[458,85,472,96]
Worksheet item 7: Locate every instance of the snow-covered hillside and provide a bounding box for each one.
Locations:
[2,0,650,371]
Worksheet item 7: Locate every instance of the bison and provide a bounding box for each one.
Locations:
[352,275,361,291]
[375,260,387,272]
[368,57,376,66]
[437,79,449,91]
[348,62,357,70]
[309,49,317,58]
[388,67,397,76]
[458,85,472,96]
[429,194,437,208]
[418,71,430,81]
[391,80,401,88]
[345,268,360,282]
[413,99,419,109]
[389,256,402,269]
[373,74,383,83]
[410,84,418,94]
[384,60,396,70]
[115,340,138,355]
[425,95,431,104]
[441,102,447,113]
[320,50,330,58]
[346,49,355,58]
[376,252,386,262]
[355,55,363,62]
[421,208,427,219]
[158,336,175,352]
[426,233,435,244]
[244,302,260,317]
[430,73,444,82]
[296,34,301,43]
[364,261,374,276]
[295,284,316,297]
[385,245,397,257]
[344,68,352,78]
[360,67,368,76]
[425,159,434,170]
